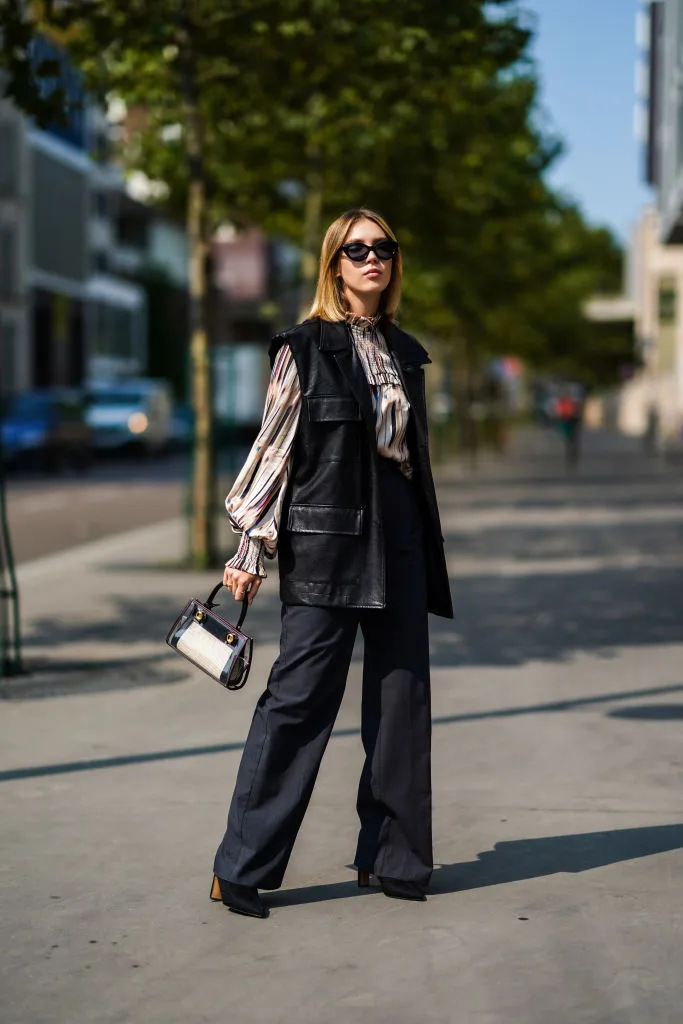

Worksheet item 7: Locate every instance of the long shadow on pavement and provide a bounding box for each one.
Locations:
[3,680,683,782]
[15,555,683,677]
[431,823,683,892]
[431,564,683,668]
[609,704,683,721]
[267,823,683,907]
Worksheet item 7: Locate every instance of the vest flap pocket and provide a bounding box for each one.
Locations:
[287,504,364,535]
[306,395,362,422]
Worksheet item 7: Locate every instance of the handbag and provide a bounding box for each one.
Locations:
[166,581,253,690]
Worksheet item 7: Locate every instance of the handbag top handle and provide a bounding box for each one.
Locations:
[205,582,249,630]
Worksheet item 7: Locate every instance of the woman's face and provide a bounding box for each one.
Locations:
[338,217,393,309]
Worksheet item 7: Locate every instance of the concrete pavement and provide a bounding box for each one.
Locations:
[2,428,683,1023]
[5,448,245,564]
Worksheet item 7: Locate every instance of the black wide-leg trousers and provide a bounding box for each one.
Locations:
[213,459,432,889]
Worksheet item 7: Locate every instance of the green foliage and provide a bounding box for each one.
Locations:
[0,0,627,388]
[0,0,69,124]
[475,202,628,387]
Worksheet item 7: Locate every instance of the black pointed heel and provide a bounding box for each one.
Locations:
[357,869,371,888]
[378,876,426,902]
[210,875,268,918]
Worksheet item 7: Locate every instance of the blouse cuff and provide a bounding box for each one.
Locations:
[225,533,267,578]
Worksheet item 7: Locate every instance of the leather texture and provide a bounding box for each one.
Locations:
[268,317,453,618]
[287,503,364,535]
[306,395,362,421]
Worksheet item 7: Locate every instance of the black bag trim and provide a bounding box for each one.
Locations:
[165,583,253,690]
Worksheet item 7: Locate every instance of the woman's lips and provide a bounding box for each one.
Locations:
[364,269,382,278]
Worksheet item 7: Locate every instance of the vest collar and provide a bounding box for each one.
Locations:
[317,317,431,367]
[383,321,431,368]
[318,319,350,353]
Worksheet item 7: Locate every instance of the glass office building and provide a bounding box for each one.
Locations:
[649,1,683,241]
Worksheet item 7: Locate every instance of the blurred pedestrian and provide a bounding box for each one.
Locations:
[555,384,584,468]
[211,208,453,918]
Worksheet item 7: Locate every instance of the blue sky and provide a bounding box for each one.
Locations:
[522,0,652,241]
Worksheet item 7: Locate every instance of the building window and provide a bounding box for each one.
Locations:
[0,225,16,299]
[658,279,677,324]
[0,123,18,196]
[93,251,109,274]
[93,129,111,164]
[92,300,136,359]
[32,148,88,282]
[91,190,110,218]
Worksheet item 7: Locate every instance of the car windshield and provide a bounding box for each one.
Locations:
[89,391,145,406]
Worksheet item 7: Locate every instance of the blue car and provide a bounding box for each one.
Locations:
[1,390,93,471]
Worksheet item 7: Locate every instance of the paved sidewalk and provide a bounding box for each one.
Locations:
[2,429,683,1023]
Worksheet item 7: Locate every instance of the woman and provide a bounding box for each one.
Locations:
[211,208,453,919]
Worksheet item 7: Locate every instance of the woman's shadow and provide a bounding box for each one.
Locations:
[268,823,683,908]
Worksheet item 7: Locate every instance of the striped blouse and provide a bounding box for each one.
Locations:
[225,319,412,578]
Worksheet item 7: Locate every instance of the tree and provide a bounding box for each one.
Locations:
[2,0,621,481]
[510,207,628,388]
[4,0,294,568]
[0,0,71,125]
[24,0,559,555]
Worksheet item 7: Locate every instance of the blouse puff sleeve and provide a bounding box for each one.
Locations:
[224,344,302,579]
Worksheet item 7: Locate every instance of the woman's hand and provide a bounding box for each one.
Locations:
[223,565,262,606]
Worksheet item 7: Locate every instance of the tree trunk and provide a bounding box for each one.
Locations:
[187,176,215,567]
[299,96,323,319]
[179,7,215,568]
[299,167,322,318]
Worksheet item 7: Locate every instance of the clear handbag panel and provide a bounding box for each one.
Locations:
[176,620,235,680]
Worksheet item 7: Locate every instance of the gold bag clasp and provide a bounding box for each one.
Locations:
[195,610,205,622]
[226,633,236,645]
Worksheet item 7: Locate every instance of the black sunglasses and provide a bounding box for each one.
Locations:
[339,240,399,263]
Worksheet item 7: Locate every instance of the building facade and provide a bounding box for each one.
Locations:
[1,36,149,396]
[1,34,298,416]
[0,100,29,396]
[644,0,683,242]
[621,4,683,446]
[617,207,683,444]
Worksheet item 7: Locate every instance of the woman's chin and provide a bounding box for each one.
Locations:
[351,282,388,302]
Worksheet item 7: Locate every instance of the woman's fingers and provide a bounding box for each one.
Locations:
[230,571,258,603]
[223,568,262,604]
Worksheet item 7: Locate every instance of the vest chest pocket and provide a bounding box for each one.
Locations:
[287,504,364,535]
[306,395,362,422]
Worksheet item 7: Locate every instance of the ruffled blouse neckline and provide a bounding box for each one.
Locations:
[345,313,382,329]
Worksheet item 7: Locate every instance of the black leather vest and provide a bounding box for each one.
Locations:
[269,317,453,618]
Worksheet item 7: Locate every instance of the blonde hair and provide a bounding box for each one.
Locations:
[306,208,402,323]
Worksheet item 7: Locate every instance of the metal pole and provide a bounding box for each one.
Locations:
[0,428,22,678]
